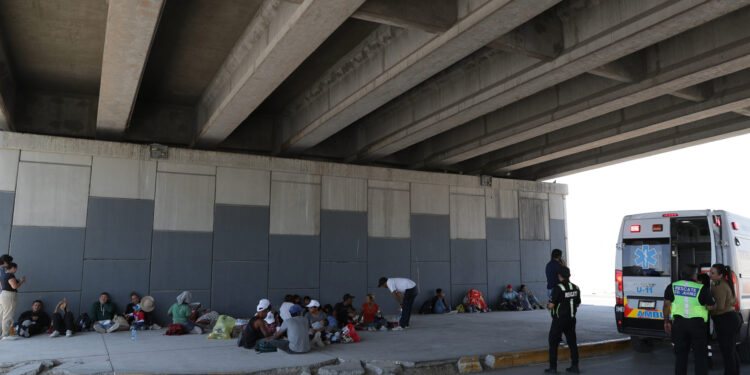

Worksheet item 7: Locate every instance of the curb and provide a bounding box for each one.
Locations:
[479,338,632,371]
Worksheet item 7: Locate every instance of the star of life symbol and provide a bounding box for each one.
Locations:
[634,245,658,269]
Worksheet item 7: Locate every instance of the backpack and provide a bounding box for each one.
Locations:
[419,299,433,314]
[165,323,185,336]
[75,313,92,332]
[255,341,277,353]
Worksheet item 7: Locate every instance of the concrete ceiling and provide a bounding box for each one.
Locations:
[1,0,750,181]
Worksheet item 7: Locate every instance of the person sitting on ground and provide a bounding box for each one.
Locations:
[125,292,158,329]
[265,307,279,332]
[266,304,322,353]
[50,299,75,338]
[502,284,523,311]
[239,299,274,350]
[465,288,488,313]
[305,300,327,335]
[359,294,379,331]
[14,300,50,338]
[519,285,543,310]
[130,304,148,330]
[302,296,311,313]
[432,288,451,314]
[334,294,357,328]
[167,291,202,334]
[193,308,219,330]
[279,295,295,321]
[323,304,337,332]
[91,292,119,333]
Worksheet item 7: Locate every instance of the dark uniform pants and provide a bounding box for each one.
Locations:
[548,316,578,369]
[672,317,708,375]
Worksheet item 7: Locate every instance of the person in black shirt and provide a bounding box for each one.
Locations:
[334,294,357,328]
[14,300,50,337]
[545,266,581,374]
[545,249,565,300]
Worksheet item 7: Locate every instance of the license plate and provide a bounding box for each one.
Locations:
[638,300,656,309]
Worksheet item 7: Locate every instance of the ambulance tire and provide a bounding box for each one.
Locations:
[631,336,653,353]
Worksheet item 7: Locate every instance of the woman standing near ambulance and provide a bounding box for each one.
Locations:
[709,263,740,375]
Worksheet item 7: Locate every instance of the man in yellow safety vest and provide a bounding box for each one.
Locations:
[663,266,715,375]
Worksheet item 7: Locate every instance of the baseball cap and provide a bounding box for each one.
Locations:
[506,284,513,289]
[257,298,271,312]
[342,293,355,301]
[289,304,304,315]
[307,299,320,308]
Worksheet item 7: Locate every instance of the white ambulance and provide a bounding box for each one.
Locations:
[615,210,750,358]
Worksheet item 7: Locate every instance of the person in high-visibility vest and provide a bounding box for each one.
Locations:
[663,266,715,375]
[545,266,581,374]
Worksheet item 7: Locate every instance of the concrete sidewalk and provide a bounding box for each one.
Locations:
[0,305,621,374]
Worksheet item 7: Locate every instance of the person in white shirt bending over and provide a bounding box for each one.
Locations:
[378,277,418,330]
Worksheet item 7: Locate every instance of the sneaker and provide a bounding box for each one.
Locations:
[1,336,17,341]
[150,324,161,330]
[22,330,30,338]
[565,366,580,373]
[49,330,60,338]
[379,326,388,331]
[94,325,106,334]
[106,322,120,333]
[544,369,557,374]
[65,330,73,338]
[367,327,376,332]
[191,326,202,335]
[391,326,404,331]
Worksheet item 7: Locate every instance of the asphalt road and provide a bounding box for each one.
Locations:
[489,340,750,374]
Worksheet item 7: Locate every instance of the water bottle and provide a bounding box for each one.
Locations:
[131,326,137,341]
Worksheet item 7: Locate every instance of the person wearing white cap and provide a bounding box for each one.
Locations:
[238,299,274,350]
[304,300,327,335]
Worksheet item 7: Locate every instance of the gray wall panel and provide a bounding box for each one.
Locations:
[320,262,367,308]
[268,235,319,289]
[149,290,211,326]
[213,205,269,261]
[411,215,450,262]
[519,198,550,240]
[0,192,12,253]
[10,226,85,292]
[487,261,521,306]
[450,239,487,285]
[80,260,150,314]
[486,218,520,262]
[16,292,81,320]
[85,197,154,260]
[520,240,551,284]
[450,284,488,309]
[150,231,212,290]
[212,261,268,317]
[321,210,367,262]
[367,238,411,288]
[411,262,450,311]
[550,219,566,253]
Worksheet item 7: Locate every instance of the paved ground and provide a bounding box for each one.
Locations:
[0,305,619,374]
[489,339,750,374]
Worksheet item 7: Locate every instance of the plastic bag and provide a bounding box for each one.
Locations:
[207,315,236,339]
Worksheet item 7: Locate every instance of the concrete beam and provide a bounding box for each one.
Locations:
[513,113,750,181]
[736,107,750,117]
[587,53,646,83]
[487,8,562,60]
[335,0,750,162]
[411,7,750,168]
[476,80,750,174]
[96,0,164,139]
[278,0,560,153]
[194,0,365,147]
[351,0,457,34]
[670,82,714,102]
[0,28,16,131]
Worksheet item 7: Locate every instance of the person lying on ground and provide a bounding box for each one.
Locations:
[91,292,119,333]
[359,294,379,331]
[50,299,74,338]
[193,309,219,330]
[266,304,322,353]
[14,300,50,338]
[238,299,274,350]
[305,299,327,335]
[502,284,523,311]
[167,291,202,334]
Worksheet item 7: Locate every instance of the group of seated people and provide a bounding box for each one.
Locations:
[500,284,544,311]
[418,285,543,315]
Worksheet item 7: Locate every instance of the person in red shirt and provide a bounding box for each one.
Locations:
[360,294,379,331]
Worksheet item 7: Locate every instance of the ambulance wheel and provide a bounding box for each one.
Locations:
[631,336,653,353]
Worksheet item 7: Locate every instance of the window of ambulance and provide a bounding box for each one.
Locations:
[622,239,670,277]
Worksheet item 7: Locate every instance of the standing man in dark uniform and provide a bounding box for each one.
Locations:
[545,266,581,374]
[663,266,714,375]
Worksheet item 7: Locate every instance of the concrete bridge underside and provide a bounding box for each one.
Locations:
[1,0,750,181]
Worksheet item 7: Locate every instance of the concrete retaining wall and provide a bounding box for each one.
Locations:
[0,132,567,323]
